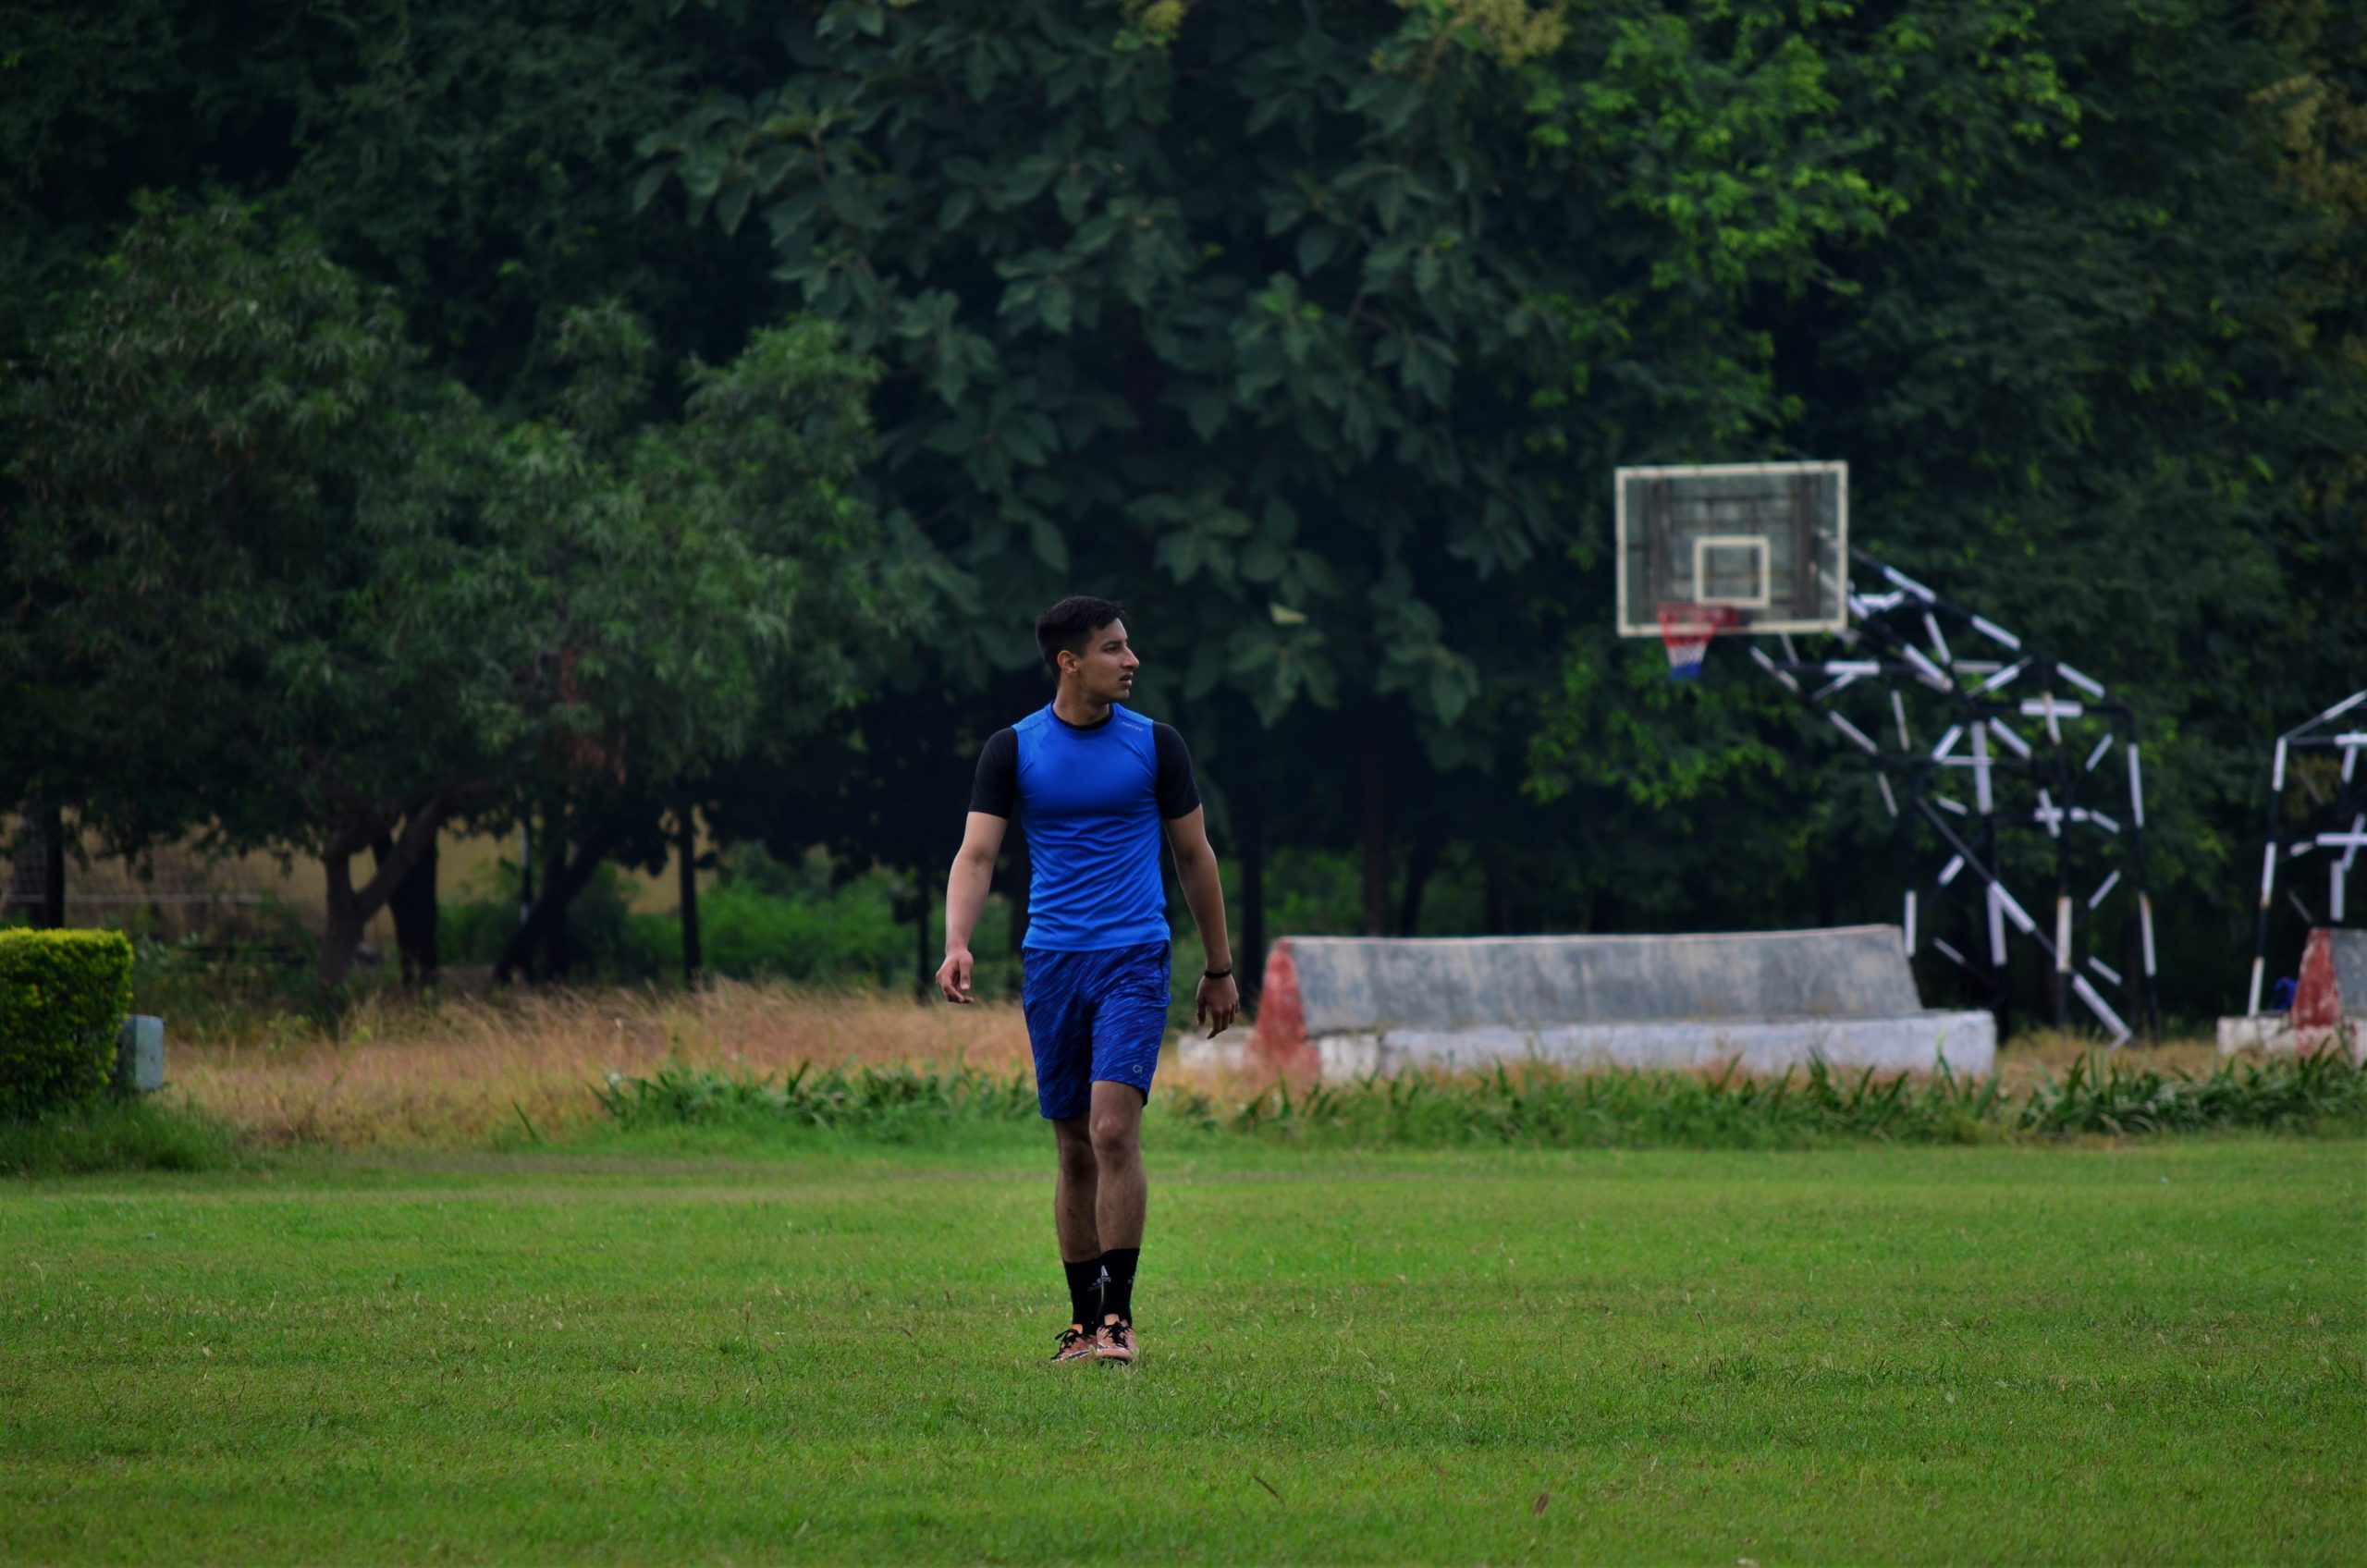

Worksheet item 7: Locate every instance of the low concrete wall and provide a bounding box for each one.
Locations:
[2221,927,2367,1063]
[2215,1014,2363,1060]
[2326,927,2367,1010]
[1277,926,1923,1035]
[1253,927,1987,1079]
[1314,1012,1996,1079]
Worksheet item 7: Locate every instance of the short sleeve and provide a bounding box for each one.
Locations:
[1151,722,1201,820]
[968,728,1019,817]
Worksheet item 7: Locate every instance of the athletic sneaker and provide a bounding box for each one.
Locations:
[1095,1319,1136,1365]
[1050,1325,1097,1364]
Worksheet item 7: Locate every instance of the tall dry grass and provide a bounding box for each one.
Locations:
[169,982,1033,1149]
[161,975,2233,1152]
[1992,1029,2223,1092]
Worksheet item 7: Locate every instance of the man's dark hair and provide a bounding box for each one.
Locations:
[1036,595,1127,674]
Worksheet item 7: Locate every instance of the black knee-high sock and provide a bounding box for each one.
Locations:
[1062,1258,1102,1329]
[1098,1247,1139,1324]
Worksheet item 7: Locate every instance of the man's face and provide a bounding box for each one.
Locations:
[1062,619,1138,702]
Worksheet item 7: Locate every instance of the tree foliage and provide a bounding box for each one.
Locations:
[635,0,1575,761]
[1520,0,2366,966]
[0,0,775,403]
[3,0,2359,1014]
[5,200,893,982]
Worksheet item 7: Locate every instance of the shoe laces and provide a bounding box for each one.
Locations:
[1054,1325,1089,1354]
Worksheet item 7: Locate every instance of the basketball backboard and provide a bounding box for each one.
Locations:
[1615,461,1848,636]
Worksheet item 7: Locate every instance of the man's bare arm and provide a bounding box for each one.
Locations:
[937,811,1008,1003]
[1163,807,1239,1037]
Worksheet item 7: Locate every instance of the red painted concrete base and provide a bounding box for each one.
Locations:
[1249,938,1318,1077]
[2288,927,2357,1060]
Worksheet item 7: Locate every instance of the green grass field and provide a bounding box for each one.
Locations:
[5,1133,2361,1563]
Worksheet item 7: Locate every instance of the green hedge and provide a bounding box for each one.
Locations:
[0,929,135,1118]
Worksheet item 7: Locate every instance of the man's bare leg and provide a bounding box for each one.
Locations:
[1088,1079,1147,1354]
[1087,1080,1146,1250]
[1053,1114,1100,1258]
[1051,1114,1101,1328]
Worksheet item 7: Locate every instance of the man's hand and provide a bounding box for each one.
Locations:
[1196,973,1239,1038]
[937,948,975,1004]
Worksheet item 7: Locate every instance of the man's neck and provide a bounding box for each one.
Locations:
[1051,686,1113,728]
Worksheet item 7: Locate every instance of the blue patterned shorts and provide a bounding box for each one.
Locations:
[1020,941,1171,1120]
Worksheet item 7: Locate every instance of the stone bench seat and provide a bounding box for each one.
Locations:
[1247,926,1994,1080]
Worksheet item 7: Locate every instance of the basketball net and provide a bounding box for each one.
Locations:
[1656,603,1738,680]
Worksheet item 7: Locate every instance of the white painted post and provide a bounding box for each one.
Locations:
[114,1016,164,1094]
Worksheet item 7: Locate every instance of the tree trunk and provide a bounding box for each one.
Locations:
[1398,823,1443,937]
[495,811,633,984]
[397,833,439,984]
[914,877,932,1002]
[537,810,571,980]
[374,827,439,986]
[318,802,450,987]
[1482,846,1511,933]
[1241,796,1265,1003]
[678,808,702,986]
[40,802,66,928]
[320,887,368,989]
[518,821,534,925]
[1361,700,1389,937]
[6,806,38,920]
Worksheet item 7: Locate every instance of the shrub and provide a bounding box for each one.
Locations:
[0,929,136,1118]
[592,1060,1037,1142]
[129,918,346,1043]
[439,845,1023,996]
[0,1096,244,1177]
[2020,1047,2367,1135]
[591,1051,2367,1149]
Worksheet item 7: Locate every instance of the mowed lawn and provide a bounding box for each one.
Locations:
[4,1135,2360,1563]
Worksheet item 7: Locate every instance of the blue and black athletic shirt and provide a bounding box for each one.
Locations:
[968,704,1201,952]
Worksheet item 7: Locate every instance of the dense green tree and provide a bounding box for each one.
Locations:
[479,304,909,983]
[1523,0,2367,1014]
[635,0,1600,931]
[3,197,486,978]
[5,0,2357,1019]
[4,1,837,965]
[0,0,777,402]
[4,200,893,984]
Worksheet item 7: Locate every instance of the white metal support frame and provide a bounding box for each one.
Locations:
[2245,690,2367,1015]
[1748,548,2158,1045]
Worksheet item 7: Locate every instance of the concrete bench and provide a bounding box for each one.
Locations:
[1249,926,1994,1079]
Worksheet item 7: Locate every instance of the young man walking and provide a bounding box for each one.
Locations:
[936,595,1238,1366]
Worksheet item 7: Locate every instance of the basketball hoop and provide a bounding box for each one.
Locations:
[1657,603,1738,680]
